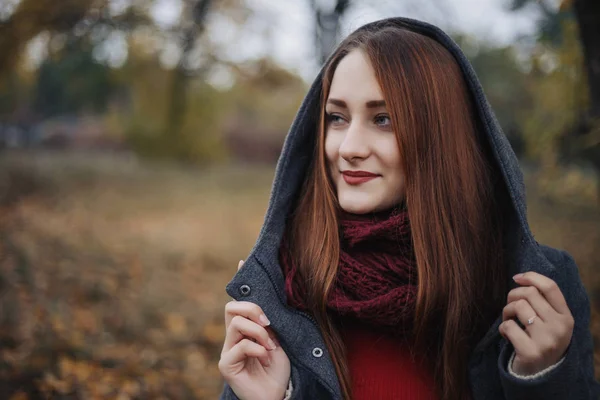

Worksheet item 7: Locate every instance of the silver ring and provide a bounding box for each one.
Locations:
[527,315,537,325]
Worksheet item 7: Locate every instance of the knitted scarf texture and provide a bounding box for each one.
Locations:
[280,206,418,336]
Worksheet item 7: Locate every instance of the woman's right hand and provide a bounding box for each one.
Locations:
[218,260,291,400]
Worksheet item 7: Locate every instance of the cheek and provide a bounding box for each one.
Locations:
[378,137,402,169]
[324,132,340,168]
[380,140,405,188]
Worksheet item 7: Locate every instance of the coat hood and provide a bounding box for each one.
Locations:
[232,16,556,278]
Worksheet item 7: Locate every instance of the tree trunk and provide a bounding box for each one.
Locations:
[574,0,600,118]
[165,0,212,145]
[311,0,350,65]
[573,0,600,204]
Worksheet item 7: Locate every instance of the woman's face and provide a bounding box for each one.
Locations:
[324,49,405,214]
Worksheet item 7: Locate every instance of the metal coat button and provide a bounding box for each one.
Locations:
[312,347,323,358]
[239,284,251,296]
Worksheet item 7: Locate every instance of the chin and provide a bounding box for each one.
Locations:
[338,197,379,215]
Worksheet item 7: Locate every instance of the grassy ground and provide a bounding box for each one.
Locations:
[0,150,598,399]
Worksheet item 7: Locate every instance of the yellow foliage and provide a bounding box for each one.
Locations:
[202,321,226,345]
[116,50,229,163]
[0,154,598,397]
[560,0,574,11]
[8,391,28,400]
[520,19,588,164]
[165,313,188,337]
[73,307,98,333]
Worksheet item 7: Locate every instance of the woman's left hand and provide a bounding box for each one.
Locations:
[499,271,574,376]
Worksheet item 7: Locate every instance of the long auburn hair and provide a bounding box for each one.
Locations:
[284,24,507,400]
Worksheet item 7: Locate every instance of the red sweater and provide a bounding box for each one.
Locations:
[340,319,439,400]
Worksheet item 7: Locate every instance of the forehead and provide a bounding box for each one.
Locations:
[328,49,384,104]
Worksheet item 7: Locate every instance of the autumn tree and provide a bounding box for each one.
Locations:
[570,0,600,183]
[0,0,111,77]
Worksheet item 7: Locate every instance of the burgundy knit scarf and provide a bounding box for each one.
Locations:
[280,206,418,336]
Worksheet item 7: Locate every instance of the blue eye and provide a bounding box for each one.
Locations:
[326,113,346,125]
[374,114,391,128]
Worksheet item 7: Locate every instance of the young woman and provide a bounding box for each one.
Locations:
[217,17,599,400]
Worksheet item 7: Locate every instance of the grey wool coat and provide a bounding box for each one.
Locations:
[219,17,600,400]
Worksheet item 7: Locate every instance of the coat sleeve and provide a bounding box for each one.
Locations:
[507,349,565,379]
[219,363,324,400]
[497,248,600,400]
[219,383,241,400]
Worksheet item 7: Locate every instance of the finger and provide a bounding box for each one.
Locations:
[503,298,543,330]
[513,272,570,315]
[266,326,279,344]
[220,338,271,370]
[225,301,271,329]
[238,260,244,271]
[499,319,536,357]
[223,315,276,353]
[507,286,556,321]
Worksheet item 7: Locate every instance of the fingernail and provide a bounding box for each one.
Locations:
[268,338,277,350]
[259,314,271,326]
[513,273,524,280]
[263,358,271,368]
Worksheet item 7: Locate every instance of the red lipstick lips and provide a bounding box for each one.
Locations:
[341,170,380,185]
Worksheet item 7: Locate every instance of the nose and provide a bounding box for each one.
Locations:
[338,121,370,162]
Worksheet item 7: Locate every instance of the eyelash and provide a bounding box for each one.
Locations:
[374,114,391,127]
[325,112,391,128]
[325,113,344,124]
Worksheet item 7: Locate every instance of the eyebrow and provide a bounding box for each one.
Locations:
[326,98,387,109]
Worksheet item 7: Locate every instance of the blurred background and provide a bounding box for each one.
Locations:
[0,0,598,398]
